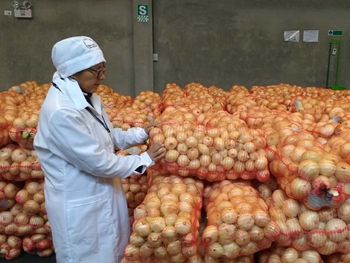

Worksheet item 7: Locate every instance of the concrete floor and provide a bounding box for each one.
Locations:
[0,253,56,263]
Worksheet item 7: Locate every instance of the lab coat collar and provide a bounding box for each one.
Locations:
[52,72,103,115]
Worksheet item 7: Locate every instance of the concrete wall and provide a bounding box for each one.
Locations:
[1,0,349,94]
[0,0,135,95]
[153,0,350,92]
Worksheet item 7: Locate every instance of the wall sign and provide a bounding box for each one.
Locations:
[137,5,149,23]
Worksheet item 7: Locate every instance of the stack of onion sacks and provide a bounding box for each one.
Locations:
[150,108,270,182]
[269,129,350,209]
[0,235,22,260]
[0,146,43,181]
[268,189,350,256]
[117,145,149,224]
[0,202,49,237]
[258,246,323,263]
[121,174,148,225]
[123,175,203,263]
[202,181,278,262]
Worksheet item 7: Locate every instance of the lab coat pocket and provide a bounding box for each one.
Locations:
[66,194,111,258]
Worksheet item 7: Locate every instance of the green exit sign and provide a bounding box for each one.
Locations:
[137,5,149,23]
[328,30,343,36]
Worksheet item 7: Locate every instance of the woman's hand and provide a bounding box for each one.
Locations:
[147,143,166,162]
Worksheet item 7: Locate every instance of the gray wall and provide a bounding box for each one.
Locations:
[0,0,135,95]
[1,1,349,94]
[153,0,350,92]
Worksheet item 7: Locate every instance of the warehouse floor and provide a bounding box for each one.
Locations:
[0,253,56,263]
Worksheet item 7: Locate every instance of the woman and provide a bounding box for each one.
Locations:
[34,36,165,263]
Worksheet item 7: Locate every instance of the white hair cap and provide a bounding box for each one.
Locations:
[51,36,106,78]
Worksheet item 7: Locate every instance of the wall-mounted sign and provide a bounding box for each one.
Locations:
[284,30,300,42]
[328,30,343,36]
[137,5,149,23]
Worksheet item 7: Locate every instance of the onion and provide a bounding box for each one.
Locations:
[325,218,347,242]
[301,250,322,263]
[147,232,162,248]
[129,233,144,247]
[207,242,224,258]
[290,178,311,199]
[154,246,167,258]
[0,212,13,224]
[139,243,153,257]
[134,219,151,237]
[175,217,191,235]
[166,240,181,256]
[292,235,311,251]
[298,160,319,181]
[203,225,218,243]
[281,248,298,263]
[319,160,336,177]
[147,217,166,233]
[307,231,327,248]
[223,242,240,259]
[177,143,188,155]
[218,223,236,243]
[272,190,287,208]
[198,144,210,155]
[318,240,337,255]
[254,210,270,227]
[235,229,250,246]
[162,225,177,240]
[187,148,199,160]
[249,225,264,242]
[338,202,350,223]
[282,199,300,218]
[237,214,254,231]
[186,136,198,148]
[335,162,350,183]
[299,211,319,231]
[221,208,237,224]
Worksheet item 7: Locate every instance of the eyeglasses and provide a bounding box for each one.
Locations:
[86,64,106,79]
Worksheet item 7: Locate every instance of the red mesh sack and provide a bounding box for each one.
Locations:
[202,181,278,261]
[122,175,203,263]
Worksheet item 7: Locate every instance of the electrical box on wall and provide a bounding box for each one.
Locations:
[12,0,32,18]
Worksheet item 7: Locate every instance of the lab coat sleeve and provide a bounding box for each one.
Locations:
[111,127,148,150]
[47,108,153,178]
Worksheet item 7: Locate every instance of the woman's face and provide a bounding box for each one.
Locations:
[73,62,106,93]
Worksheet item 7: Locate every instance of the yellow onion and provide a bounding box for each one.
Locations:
[139,243,153,257]
[325,218,347,242]
[301,250,322,263]
[165,150,179,162]
[298,160,319,181]
[207,242,224,258]
[175,217,191,235]
[166,240,181,256]
[281,248,299,263]
[134,219,151,237]
[338,202,350,223]
[124,244,140,260]
[290,178,312,199]
[307,231,327,248]
[335,162,350,183]
[177,155,190,167]
[282,199,300,218]
[299,211,319,231]
[164,137,178,150]
[203,225,218,243]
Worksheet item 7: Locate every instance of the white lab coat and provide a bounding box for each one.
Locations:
[34,74,153,263]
